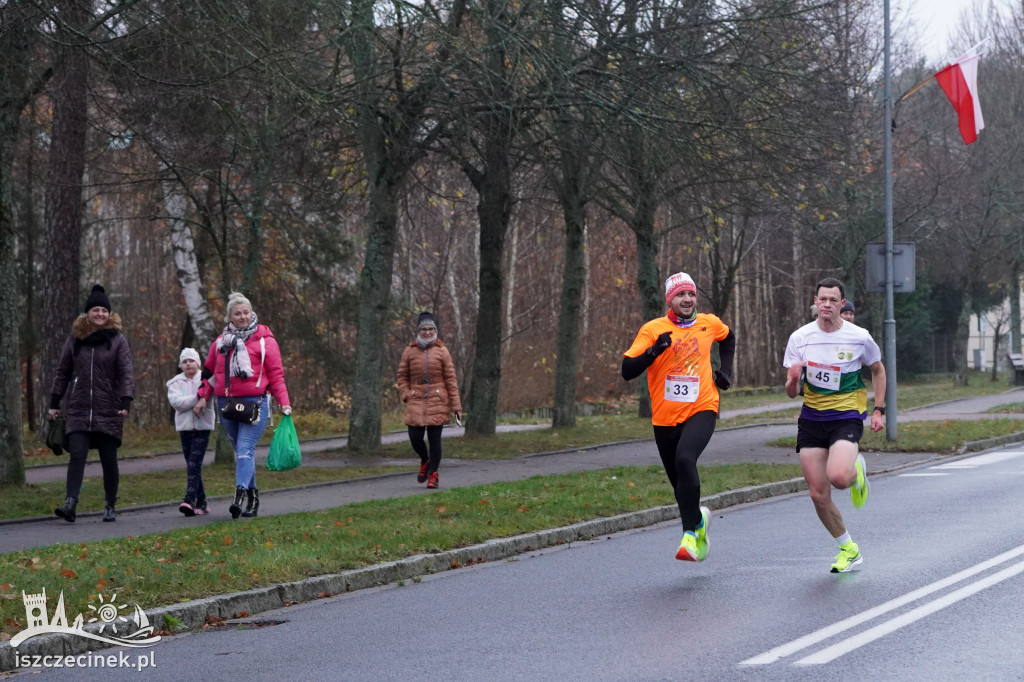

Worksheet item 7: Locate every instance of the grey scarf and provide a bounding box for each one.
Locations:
[216,313,259,378]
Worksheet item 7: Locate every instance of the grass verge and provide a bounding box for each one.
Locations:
[0,463,801,637]
[768,418,1024,452]
[986,402,1024,414]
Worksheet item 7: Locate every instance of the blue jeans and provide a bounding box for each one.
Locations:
[179,430,210,503]
[217,395,269,488]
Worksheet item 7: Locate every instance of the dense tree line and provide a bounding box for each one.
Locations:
[1,0,1023,483]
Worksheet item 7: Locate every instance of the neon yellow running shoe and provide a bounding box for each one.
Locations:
[695,506,710,562]
[830,541,862,573]
[676,531,699,561]
[851,454,869,509]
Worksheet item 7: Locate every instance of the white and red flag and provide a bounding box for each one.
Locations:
[934,49,984,145]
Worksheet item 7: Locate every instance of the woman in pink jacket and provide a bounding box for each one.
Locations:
[396,312,462,489]
[195,292,291,518]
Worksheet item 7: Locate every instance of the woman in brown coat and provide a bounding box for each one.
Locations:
[396,312,462,489]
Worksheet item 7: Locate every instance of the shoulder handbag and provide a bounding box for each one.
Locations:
[220,348,263,425]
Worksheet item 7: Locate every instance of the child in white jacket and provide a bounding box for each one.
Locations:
[167,348,215,516]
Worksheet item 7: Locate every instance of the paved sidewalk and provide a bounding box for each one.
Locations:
[4,389,1022,555]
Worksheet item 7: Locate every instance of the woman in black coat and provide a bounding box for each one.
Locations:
[48,285,135,523]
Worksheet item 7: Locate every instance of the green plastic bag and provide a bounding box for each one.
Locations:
[267,415,301,471]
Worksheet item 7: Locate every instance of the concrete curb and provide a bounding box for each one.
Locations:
[958,430,1024,454]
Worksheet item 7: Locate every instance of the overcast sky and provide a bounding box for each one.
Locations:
[906,0,994,63]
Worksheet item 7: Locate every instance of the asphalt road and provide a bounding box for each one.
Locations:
[21,445,1024,680]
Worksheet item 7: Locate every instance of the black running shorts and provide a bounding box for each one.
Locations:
[796,417,864,452]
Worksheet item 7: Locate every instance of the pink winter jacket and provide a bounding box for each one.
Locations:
[198,325,290,407]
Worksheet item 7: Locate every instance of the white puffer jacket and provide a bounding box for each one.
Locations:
[166,372,215,431]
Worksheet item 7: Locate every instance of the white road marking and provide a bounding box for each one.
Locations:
[739,543,1024,666]
[794,559,1024,665]
[930,451,1024,469]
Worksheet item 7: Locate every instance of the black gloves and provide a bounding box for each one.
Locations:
[647,331,672,359]
[714,370,731,391]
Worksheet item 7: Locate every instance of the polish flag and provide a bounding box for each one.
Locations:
[935,52,984,145]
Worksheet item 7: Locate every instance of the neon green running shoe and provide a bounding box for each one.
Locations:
[851,454,869,509]
[695,506,710,562]
[830,541,862,573]
[676,531,699,561]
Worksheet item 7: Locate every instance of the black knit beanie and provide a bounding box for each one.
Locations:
[417,311,437,331]
[84,285,111,312]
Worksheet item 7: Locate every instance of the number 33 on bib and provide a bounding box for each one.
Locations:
[665,375,699,402]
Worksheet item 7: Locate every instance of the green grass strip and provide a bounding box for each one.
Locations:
[0,464,800,635]
[768,418,1024,452]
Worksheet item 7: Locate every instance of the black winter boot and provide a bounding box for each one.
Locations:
[55,497,78,523]
[241,488,260,518]
[229,485,246,519]
[103,505,116,522]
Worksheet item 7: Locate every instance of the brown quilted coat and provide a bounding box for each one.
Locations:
[397,339,462,426]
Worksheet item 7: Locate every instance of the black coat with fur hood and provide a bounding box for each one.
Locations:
[50,313,135,445]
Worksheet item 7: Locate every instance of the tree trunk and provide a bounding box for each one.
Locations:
[348,178,399,451]
[465,149,512,437]
[1010,260,1021,357]
[166,186,218,349]
[552,193,586,428]
[633,201,660,419]
[990,320,1002,382]
[19,101,40,434]
[38,0,90,428]
[0,116,25,485]
[952,297,971,386]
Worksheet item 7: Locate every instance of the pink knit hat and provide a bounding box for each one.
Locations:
[664,272,696,304]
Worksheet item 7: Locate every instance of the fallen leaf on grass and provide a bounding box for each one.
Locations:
[60,570,78,579]
[156,558,177,563]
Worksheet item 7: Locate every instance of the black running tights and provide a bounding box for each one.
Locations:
[408,425,444,475]
[653,411,718,531]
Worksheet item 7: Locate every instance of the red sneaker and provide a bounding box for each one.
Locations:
[417,461,429,483]
[427,472,439,489]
